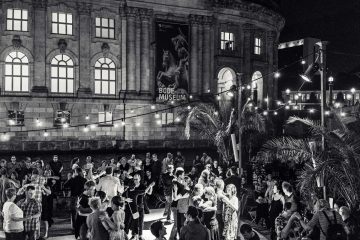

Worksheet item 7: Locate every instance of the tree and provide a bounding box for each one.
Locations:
[255,115,360,210]
[184,99,265,165]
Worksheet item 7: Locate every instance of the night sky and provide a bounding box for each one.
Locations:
[278,0,360,91]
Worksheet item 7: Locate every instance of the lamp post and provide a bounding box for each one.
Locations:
[351,88,356,106]
[328,76,334,106]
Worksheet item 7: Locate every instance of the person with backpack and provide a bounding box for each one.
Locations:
[291,199,347,240]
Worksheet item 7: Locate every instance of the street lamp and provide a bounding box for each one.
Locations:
[351,88,356,105]
[328,76,334,106]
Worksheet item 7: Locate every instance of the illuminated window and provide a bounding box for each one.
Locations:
[5,51,29,92]
[54,110,71,126]
[98,111,113,125]
[51,54,74,93]
[94,58,116,95]
[221,32,234,51]
[52,12,72,35]
[8,110,24,126]
[162,112,174,125]
[6,9,28,31]
[254,37,262,55]
[95,17,115,39]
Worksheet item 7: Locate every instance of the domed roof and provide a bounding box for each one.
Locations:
[240,0,280,11]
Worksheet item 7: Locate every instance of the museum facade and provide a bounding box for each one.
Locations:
[0,0,284,152]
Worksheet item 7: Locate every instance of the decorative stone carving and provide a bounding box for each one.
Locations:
[203,16,214,26]
[12,35,22,49]
[101,43,110,56]
[77,2,92,15]
[139,8,153,21]
[126,7,138,18]
[33,0,47,9]
[58,39,67,53]
[189,15,202,25]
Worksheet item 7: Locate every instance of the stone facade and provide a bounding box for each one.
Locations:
[0,0,284,152]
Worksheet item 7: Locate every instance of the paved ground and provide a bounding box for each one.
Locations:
[0,208,269,240]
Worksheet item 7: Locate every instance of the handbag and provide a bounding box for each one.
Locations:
[126,191,139,219]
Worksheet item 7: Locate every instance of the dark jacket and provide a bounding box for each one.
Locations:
[180,221,209,240]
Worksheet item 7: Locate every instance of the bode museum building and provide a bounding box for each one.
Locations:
[0,0,284,153]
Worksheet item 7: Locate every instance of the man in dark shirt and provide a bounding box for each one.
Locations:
[224,166,242,199]
[74,180,95,240]
[151,154,162,184]
[161,165,174,222]
[240,224,260,240]
[49,155,63,191]
[64,167,87,229]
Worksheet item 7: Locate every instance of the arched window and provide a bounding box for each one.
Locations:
[217,67,236,93]
[251,71,263,104]
[51,54,74,93]
[94,57,116,95]
[5,51,29,92]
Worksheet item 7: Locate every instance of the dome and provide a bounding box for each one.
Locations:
[240,0,280,11]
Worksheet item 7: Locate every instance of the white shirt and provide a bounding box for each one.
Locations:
[96,175,123,199]
[2,202,24,232]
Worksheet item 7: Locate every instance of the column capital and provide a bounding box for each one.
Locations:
[126,7,139,18]
[243,23,255,32]
[203,15,214,26]
[266,31,277,42]
[139,8,153,21]
[77,2,92,15]
[32,0,47,9]
[189,15,202,25]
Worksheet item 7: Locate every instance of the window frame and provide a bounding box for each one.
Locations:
[51,12,73,35]
[4,51,29,92]
[161,112,174,126]
[54,110,71,126]
[98,111,113,126]
[95,17,115,39]
[94,57,116,95]
[6,8,28,32]
[254,37,262,55]
[8,110,24,126]
[50,54,75,94]
[220,32,235,51]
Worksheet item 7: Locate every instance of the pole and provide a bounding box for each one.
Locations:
[236,73,243,176]
[317,41,328,199]
[329,82,333,107]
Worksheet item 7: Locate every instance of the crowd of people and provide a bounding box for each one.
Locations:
[0,152,359,240]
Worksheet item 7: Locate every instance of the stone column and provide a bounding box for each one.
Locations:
[140,9,151,93]
[126,7,137,92]
[32,0,47,94]
[197,21,203,95]
[243,24,255,102]
[77,3,92,96]
[135,16,141,93]
[189,15,199,95]
[120,8,127,91]
[202,16,212,94]
[267,31,278,102]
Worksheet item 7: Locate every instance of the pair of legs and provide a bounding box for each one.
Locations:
[163,195,172,221]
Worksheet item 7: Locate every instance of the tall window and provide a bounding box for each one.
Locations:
[254,37,262,55]
[98,111,113,125]
[52,12,73,35]
[221,32,234,51]
[6,9,28,31]
[51,54,74,93]
[94,58,116,95]
[95,17,115,39]
[161,112,174,125]
[5,51,29,92]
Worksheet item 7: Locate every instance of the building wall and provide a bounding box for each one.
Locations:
[0,0,284,152]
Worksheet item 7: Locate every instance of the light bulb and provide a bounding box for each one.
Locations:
[216,96,221,100]
[301,60,306,65]
[90,124,96,129]
[155,113,160,119]
[189,95,193,99]
[121,121,126,126]
[309,109,315,113]
[187,106,191,110]
[60,117,66,123]
[156,120,162,125]
[274,111,278,115]
[263,111,268,116]
[43,131,49,137]
[136,122,141,127]
[63,123,69,128]
[85,115,90,120]
[151,105,156,110]
[175,117,181,122]
[274,72,280,78]
[83,126,89,132]
[114,123,118,128]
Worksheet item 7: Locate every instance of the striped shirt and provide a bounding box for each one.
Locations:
[308,209,345,240]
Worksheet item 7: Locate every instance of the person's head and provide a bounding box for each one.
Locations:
[202,152,207,157]
[152,154,158,161]
[195,155,199,160]
[273,182,282,194]
[5,188,17,201]
[36,160,43,169]
[110,158,114,164]
[204,186,216,203]
[267,173,272,181]
[226,184,237,197]
[190,166,196,174]
[205,164,212,171]
[113,169,121,178]
[120,157,127,165]
[185,205,199,222]
[145,169,152,178]
[241,177,246,185]
[0,159,6,168]
[10,171,18,180]
[10,155,16,163]
[133,173,141,186]
[25,185,36,200]
[101,160,107,167]
[130,154,136,160]
[200,169,210,182]
[167,164,174,174]
[315,199,330,211]
[214,178,225,191]
[0,168,7,178]
[339,206,351,220]
[111,196,124,210]
[145,156,151,164]
[226,166,237,177]
[146,152,151,159]
[240,224,254,239]
[95,191,107,202]
[53,155,58,162]
[150,221,167,239]
[72,157,80,166]
[86,156,92,163]
[84,181,96,196]
[135,159,142,168]
[193,184,204,197]
[89,197,101,211]
[218,165,223,173]
[213,160,218,168]
[183,176,192,189]
[284,202,292,213]
[175,167,185,180]
[177,151,181,156]
[105,167,113,175]
[281,181,293,196]
[45,163,51,171]
[31,169,40,182]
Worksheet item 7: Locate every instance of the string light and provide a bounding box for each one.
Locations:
[156,119,162,125]
[43,131,49,137]
[189,95,193,99]
[135,122,141,127]
[8,120,15,125]
[60,117,66,123]
[301,59,306,65]
[216,96,221,100]
[255,107,258,110]
[340,112,346,117]
[227,92,234,97]
[277,101,282,106]
[325,111,330,116]
[36,118,42,127]
[246,85,251,90]
[63,123,69,128]
[285,105,290,110]
[274,111,278,116]
[121,121,126,126]
[83,126,89,132]
[207,89,211,93]
[175,117,181,122]
[274,72,280,78]
[1,133,9,142]
[150,105,156,110]
[90,124,97,129]
[309,109,315,113]
[214,111,219,116]
[130,110,134,113]
[170,100,175,104]
[263,111,268,116]
[187,106,191,110]
[294,106,298,110]
[85,115,90,120]
[114,123,119,128]
[155,113,160,119]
